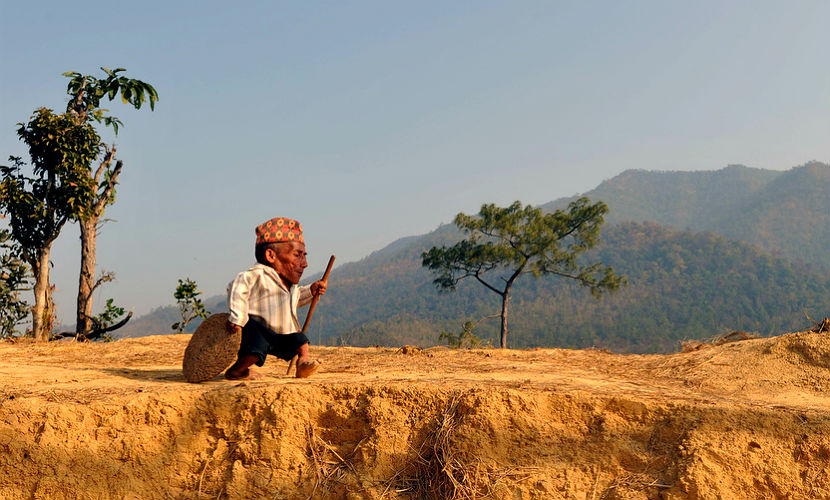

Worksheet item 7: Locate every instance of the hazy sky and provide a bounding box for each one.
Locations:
[1,1,828,326]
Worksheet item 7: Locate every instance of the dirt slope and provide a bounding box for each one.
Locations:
[0,330,828,500]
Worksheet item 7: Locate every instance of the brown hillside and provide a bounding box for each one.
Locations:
[0,330,828,500]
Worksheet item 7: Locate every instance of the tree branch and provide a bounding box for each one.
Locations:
[474,270,504,296]
[500,263,525,288]
[545,269,604,288]
[51,309,133,341]
[93,145,115,184]
[69,78,88,123]
[92,159,122,216]
[91,270,116,295]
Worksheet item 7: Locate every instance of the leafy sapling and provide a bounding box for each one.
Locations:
[172,278,210,333]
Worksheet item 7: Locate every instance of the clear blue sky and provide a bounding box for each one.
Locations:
[1,1,828,327]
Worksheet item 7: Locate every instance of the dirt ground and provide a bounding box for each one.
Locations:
[0,329,828,500]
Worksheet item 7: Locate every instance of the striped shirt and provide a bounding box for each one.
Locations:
[227,263,313,334]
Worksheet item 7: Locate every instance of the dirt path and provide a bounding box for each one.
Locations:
[0,331,828,499]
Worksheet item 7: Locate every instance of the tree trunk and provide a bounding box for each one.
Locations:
[30,248,52,342]
[500,291,510,349]
[76,219,97,336]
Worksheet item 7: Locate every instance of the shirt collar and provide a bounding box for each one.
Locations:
[254,263,292,292]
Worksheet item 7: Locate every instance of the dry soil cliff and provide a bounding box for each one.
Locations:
[0,329,828,499]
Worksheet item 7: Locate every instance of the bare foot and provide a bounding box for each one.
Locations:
[224,368,264,381]
[296,360,321,379]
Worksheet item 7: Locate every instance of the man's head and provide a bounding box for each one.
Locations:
[254,217,307,285]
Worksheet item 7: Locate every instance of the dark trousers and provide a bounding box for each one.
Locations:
[239,316,309,367]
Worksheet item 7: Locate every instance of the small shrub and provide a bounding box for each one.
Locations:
[172,278,210,333]
[440,321,483,349]
[0,229,31,338]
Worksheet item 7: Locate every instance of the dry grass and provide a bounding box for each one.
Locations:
[598,472,672,499]
[305,424,364,499]
[385,394,537,500]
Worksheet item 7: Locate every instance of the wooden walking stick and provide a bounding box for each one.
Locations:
[287,255,335,375]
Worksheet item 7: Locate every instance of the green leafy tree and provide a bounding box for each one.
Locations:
[1,67,156,341]
[422,198,625,348]
[1,111,100,340]
[0,228,31,337]
[63,68,158,337]
[172,278,210,333]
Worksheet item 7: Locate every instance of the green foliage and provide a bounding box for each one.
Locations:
[61,67,158,212]
[439,321,483,349]
[424,199,625,294]
[1,108,101,339]
[1,109,100,252]
[172,278,210,333]
[422,198,625,347]
[94,298,125,329]
[64,67,158,135]
[0,228,31,338]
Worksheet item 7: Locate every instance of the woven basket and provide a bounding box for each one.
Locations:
[182,313,241,383]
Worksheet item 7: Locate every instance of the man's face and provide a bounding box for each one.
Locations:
[268,241,308,286]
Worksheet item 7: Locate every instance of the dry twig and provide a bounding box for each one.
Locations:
[810,317,830,333]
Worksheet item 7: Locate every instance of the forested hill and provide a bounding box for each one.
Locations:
[541,162,829,268]
[116,163,829,350]
[304,221,828,353]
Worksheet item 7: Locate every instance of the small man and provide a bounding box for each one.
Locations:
[224,217,327,380]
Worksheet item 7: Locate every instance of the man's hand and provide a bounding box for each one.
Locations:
[226,321,242,336]
[310,280,327,297]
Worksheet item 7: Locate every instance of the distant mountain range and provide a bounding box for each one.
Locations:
[543,162,828,268]
[116,162,829,352]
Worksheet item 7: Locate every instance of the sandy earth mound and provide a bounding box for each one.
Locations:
[0,330,828,500]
